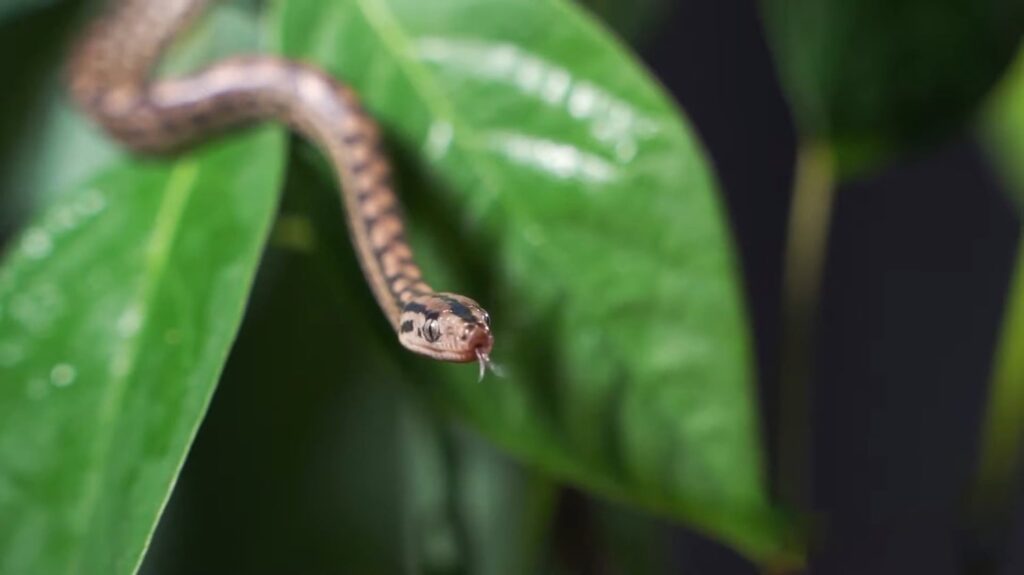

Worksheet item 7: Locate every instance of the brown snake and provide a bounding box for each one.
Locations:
[67,0,497,376]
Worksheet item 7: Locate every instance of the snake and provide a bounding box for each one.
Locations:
[66,0,497,378]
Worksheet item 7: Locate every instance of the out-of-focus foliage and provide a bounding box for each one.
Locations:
[761,0,1024,176]
[579,0,671,46]
[984,44,1024,204]
[0,0,88,238]
[0,0,62,22]
[969,45,1024,531]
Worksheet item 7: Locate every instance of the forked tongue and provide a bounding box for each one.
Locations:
[475,348,504,382]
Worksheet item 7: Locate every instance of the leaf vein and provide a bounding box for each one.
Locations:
[66,161,199,574]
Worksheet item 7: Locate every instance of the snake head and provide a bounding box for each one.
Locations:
[398,293,494,370]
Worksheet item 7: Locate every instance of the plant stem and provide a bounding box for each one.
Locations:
[777,140,835,511]
[969,237,1024,539]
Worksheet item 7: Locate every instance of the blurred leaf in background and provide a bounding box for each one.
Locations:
[578,0,672,47]
[761,0,1024,176]
[984,45,1024,203]
[0,0,91,240]
[967,43,1024,560]
[0,0,62,21]
[761,0,1024,525]
[760,0,1024,567]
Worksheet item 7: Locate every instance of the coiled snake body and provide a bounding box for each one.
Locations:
[68,0,496,376]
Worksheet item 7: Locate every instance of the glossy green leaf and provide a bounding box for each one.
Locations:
[0,129,284,574]
[761,0,1024,176]
[278,0,794,565]
[0,4,284,572]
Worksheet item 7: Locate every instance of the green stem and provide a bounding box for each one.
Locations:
[970,237,1024,529]
[777,140,835,512]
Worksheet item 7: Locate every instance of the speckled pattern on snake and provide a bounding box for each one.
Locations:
[67,0,496,377]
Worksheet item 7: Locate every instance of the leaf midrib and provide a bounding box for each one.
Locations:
[66,161,199,574]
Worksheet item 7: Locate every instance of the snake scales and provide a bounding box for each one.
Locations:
[67,0,496,376]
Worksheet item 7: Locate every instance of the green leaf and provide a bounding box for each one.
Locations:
[277,0,795,565]
[761,0,1024,176]
[0,5,284,572]
[0,129,284,574]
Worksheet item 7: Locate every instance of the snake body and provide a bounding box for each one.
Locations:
[68,0,495,374]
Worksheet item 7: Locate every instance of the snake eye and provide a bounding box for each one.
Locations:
[424,319,441,342]
[482,312,491,327]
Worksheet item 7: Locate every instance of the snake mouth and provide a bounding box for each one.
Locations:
[399,332,498,380]
[398,336,482,363]
[399,343,500,381]
[401,343,477,362]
